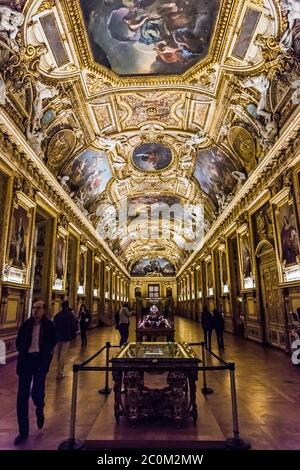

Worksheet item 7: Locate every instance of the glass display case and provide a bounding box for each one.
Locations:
[110,342,200,426]
[136,315,175,341]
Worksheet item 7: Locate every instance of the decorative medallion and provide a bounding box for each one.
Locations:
[228,126,256,166]
[47,129,77,166]
[132,142,172,172]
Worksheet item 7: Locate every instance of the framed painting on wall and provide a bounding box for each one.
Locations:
[55,236,66,281]
[271,185,300,283]
[276,201,300,266]
[4,189,36,284]
[78,246,87,295]
[0,170,10,272]
[219,247,229,294]
[93,260,100,296]
[237,227,255,290]
[8,205,30,268]
[205,258,213,297]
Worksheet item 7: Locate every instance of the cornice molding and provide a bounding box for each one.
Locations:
[0,108,130,279]
[177,113,300,277]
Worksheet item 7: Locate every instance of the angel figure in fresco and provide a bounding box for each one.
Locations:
[281,214,300,265]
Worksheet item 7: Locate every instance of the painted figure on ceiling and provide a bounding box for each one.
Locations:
[83,0,219,75]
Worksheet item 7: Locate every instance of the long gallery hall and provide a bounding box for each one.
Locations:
[0,0,300,454]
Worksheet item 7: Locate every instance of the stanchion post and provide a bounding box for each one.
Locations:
[99,341,112,395]
[201,341,213,395]
[226,362,251,450]
[58,364,84,450]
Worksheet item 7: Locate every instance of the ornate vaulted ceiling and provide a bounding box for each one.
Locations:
[1,0,296,275]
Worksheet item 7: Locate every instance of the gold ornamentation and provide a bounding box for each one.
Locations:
[37,1,56,14]
[228,126,256,166]
[47,128,77,166]
[85,73,112,95]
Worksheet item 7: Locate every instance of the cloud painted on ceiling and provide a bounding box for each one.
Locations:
[131,256,176,276]
[63,148,112,208]
[80,0,221,75]
[194,146,238,207]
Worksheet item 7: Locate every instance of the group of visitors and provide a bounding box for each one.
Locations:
[201,306,225,350]
[14,296,225,445]
[14,299,90,445]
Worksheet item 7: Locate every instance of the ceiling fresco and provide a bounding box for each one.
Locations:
[63,149,113,210]
[2,0,289,273]
[132,142,172,171]
[80,0,221,76]
[193,146,239,208]
[131,257,176,276]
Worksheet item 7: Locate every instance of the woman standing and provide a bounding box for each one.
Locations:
[118,303,132,347]
[78,304,91,347]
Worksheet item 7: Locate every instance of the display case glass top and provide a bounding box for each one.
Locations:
[112,342,199,362]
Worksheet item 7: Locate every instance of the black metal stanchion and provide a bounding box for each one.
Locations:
[58,365,85,450]
[201,342,213,395]
[99,341,112,395]
[226,363,251,450]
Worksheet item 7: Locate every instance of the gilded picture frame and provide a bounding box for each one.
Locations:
[272,189,300,283]
[5,192,35,285]
[237,225,255,291]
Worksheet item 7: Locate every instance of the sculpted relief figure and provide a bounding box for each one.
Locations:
[242,75,271,122]
[26,81,58,159]
[232,171,247,189]
[96,135,120,152]
[184,131,207,151]
[218,123,230,142]
[257,114,279,150]
[26,126,46,160]
[32,81,59,130]
[280,0,300,48]
[0,6,24,51]
[179,132,207,170]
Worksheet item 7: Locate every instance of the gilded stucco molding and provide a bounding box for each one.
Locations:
[177,113,300,276]
[0,108,130,279]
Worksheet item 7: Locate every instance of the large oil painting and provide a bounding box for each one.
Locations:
[55,235,66,281]
[194,146,238,207]
[79,251,86,286]
[132,143,172,171]
[131,257,175,276]
[8,205,30,268]
[0,172,8,254]
[62,148,112,208]
[80,0,221,76]
[276,202,300,266]
[240,232,252,279]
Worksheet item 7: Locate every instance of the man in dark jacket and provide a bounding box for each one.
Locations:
[201,306,214,350]
[14,300,56,445]
[54,300,77,380]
